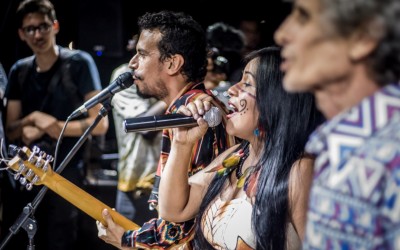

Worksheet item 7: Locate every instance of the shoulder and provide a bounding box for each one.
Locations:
[59,47,95,64]
[12,55,35,70]
[289,156,314,186]
[288,155,314,205]
[8,56,35,82]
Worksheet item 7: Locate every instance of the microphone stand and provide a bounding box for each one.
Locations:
[0,102,112,250]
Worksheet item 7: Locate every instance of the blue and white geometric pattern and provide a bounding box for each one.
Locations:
[304,84,400,250]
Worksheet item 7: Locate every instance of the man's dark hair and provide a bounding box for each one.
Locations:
[138,10,208,83]
[16,0,56,28]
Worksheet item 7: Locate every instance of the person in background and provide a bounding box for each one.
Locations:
[238,18,262,57]
[231,18,264,84]
[274,0,400,248]
[1,0,108,249]
[0,62,7,152]
[0,62,8,237]
[110,34,165,225]
[97,10,236,249]
[204,22,245,108]
[100,47,323,249]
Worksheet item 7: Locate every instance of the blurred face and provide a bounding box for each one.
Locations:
[18,13,58,55]
[274,0,353,92]
[129,29,168,100]
[240,20,261,51]
[226,58,259,141]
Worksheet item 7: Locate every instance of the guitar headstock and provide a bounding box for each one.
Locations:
[7,145,54,190]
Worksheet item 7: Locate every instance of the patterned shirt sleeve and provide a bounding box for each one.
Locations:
[122,218,195,249]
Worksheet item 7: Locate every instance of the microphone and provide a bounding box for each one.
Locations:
[69,72,134,119]
[124,106,222,133]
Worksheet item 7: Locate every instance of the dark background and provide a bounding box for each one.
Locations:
[0,1,291,249]
[0,0,292,151]
[0,0,292,80]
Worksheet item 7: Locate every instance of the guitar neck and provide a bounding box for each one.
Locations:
[39,169,139,231]
[7,147,140,231]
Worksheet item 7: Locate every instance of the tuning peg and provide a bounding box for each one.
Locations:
[28,146,40,164]
[14,172,21,180]
[18,160,26,172]
[19,177,27,185]
[26,176,39,190]
[46,154,54,162]
[31,176,40,184]
[35,151,46,167]
[26,169,34,178]
[43,154,54,172]
[26,183,33,190]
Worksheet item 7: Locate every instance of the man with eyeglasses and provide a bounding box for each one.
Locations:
[1,0,108,249]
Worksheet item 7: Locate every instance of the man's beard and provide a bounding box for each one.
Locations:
[136,81,168,101]
[136,87,153,99]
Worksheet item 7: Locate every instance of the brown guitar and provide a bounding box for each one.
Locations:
[6,145,139,231]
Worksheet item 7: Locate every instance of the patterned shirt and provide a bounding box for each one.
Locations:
[303,84,400,249]
[122,82,236,249]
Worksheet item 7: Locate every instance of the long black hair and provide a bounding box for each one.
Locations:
[193,47,323,249]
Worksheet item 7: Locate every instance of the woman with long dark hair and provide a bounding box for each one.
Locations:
[154,47,323,249]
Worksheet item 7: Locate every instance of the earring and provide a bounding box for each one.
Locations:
[253,128,260,136]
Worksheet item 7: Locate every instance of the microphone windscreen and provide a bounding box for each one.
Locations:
[203,106,222,127]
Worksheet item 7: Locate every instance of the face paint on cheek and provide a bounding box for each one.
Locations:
[238,99,248,114]
[239,91,256,114]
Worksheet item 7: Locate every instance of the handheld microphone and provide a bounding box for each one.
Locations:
[69,72,134,119]
[124,106,222,133]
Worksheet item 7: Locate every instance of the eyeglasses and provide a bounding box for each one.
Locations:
[22,23,52,37]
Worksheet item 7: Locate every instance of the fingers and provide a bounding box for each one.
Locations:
[177,99,212,120]
[102,209,113,226]
[96,220,107,237]
[197,117,209,131]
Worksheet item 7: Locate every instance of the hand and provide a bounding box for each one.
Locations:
[22,125,45,145]
[97,209,129,249]
[28,111,61,139]
[173,97,213,145]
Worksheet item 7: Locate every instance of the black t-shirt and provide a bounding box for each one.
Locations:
[6,46,101,168]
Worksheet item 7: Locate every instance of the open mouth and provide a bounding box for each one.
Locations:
[226,102,238,119]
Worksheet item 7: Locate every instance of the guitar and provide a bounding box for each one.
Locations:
[6,145,139,231]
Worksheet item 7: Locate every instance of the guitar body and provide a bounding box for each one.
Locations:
[7,146,139,231]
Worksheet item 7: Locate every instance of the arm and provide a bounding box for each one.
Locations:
[7,90,108,142]
[6,100,39,142]
[158,99,223,222]
[99,209,195,249]
[288,156,314,240]
[55,90,109,137]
